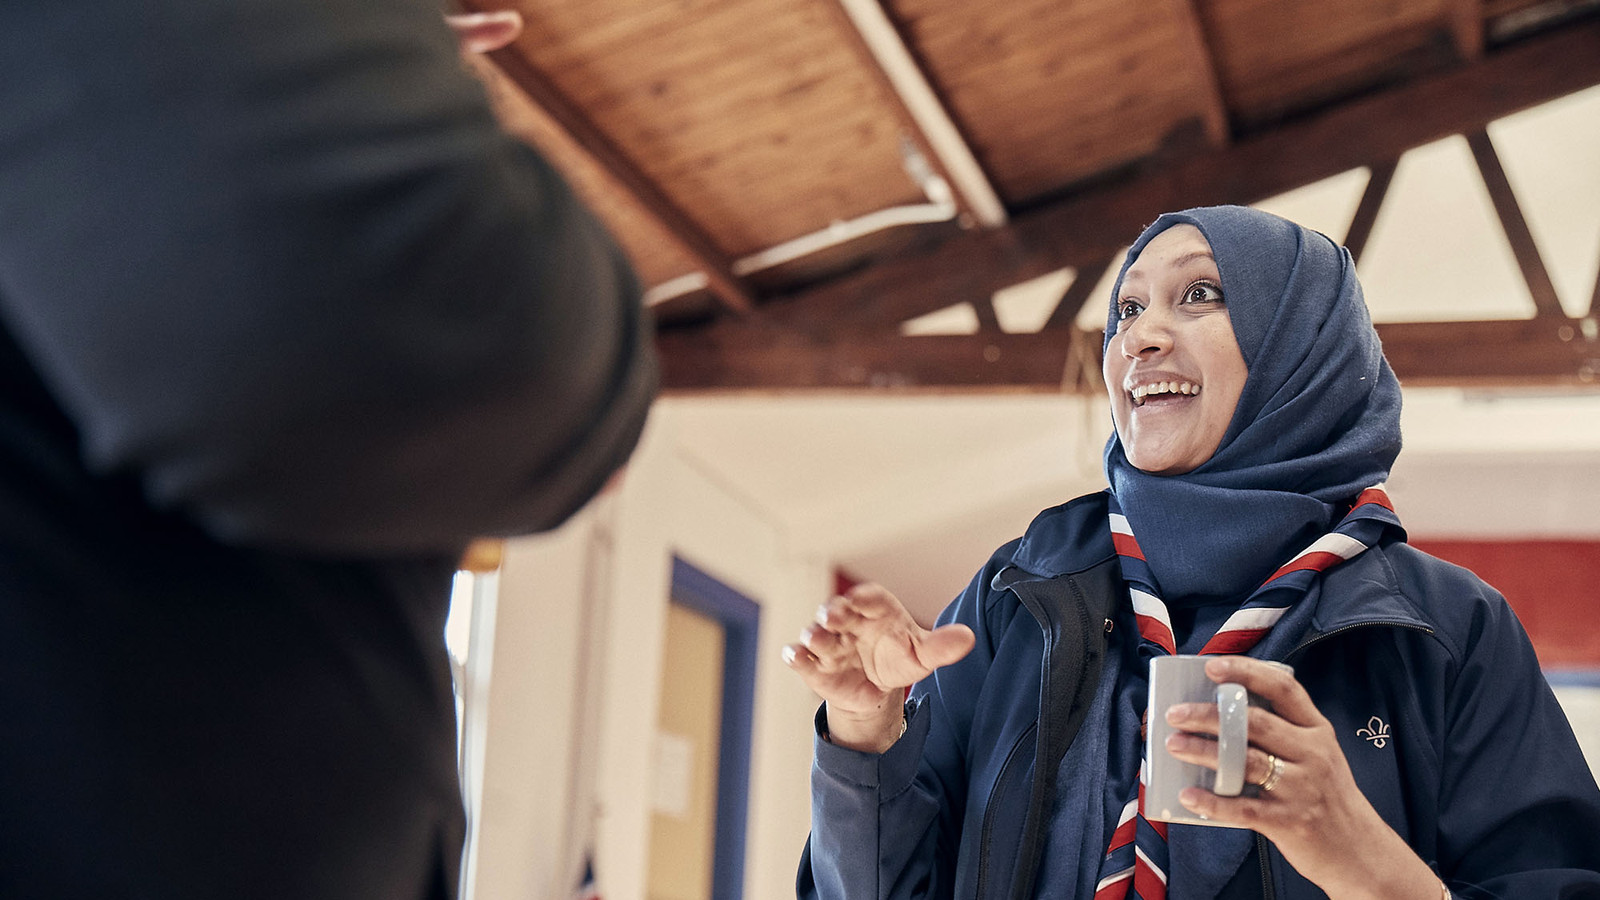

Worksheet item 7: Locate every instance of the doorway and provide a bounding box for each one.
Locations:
[645,558,760,900]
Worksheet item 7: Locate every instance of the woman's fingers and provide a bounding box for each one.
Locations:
[444,11,524,54]
[1246,744,1283,788]
[800,623,853,670]
[1203,656,1324,728]
[916,623,977,670]
[1164,733,1285,787]
[783,643,840,693]
[1177,787,1283,831]
[787,582,970,708]
[834,582,905,619]
[782,642,820,674]
[817,597,865,631]
[1164,703,1297,757]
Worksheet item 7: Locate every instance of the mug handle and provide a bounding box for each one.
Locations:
[1214,683,1249,796]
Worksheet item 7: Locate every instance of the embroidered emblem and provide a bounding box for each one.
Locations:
[1356,716,1391,748]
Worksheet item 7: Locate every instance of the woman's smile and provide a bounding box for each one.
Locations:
[1129,378,1202,407]
[1103,224,1247,476]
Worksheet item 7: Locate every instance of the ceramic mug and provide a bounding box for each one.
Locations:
[1144,655,1291,827]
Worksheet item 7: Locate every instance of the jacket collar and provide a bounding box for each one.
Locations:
[1006,491,1116,582]
[1304,546,1435,638]
[1004,490,1433,637]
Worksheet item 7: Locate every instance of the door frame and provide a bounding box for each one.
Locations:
[668,556,761,900]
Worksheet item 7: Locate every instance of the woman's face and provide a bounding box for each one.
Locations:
[1103,224,1248,475]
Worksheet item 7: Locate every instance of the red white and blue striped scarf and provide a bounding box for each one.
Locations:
[1093,485,1399,900]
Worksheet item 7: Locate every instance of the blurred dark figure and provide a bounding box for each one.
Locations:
[0,2,656,897]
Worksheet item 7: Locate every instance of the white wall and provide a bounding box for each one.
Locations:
[466,402,830,900]
[464,520,592,900]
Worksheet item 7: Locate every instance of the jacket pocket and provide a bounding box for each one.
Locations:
[975,722,1038,900]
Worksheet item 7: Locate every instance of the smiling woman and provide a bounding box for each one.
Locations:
[787,206,1600,900]
[1103,224,1248,476]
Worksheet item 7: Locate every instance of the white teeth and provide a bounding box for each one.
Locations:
[1130,380,1201,406]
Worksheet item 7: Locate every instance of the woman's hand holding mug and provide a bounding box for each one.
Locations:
[1162,656,1443,900]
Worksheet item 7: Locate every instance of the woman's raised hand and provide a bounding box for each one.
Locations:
[783,583,975,753]
[1162,657,1442,899]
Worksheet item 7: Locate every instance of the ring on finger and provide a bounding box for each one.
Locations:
[1257,753,1285,793]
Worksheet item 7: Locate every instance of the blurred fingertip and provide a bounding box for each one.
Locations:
[446,9,522,27]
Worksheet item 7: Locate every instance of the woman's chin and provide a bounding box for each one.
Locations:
[1125,447,1202,477]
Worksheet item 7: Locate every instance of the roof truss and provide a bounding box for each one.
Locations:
[657,16,1600,392]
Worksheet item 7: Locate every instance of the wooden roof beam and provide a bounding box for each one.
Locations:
[1448,0,1488,60]
[1590,236,1600,319]
[657,319,1600,391]
[826,0,1009,228]
[1380,319,1596,385]
[1044,255,1120,331]
[749,15,1600,333]
[1344,160,1398,265]
[1466,128,1565,318]
[1174,0,1234,148]
[468,30,757,315]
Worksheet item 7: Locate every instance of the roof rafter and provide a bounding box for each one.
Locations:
[1344,159,1398,265]
[1448,0,1487,60]
[748,15,1600,330]
[1592,240,1600,318]
[658,16,1600,391]
[1466,128,1565,318]
[465,15,757,315]
[658,319,1599,391]
[1045,255,1120,331]
[1173,0,1233,148]
[824,0,1008,227]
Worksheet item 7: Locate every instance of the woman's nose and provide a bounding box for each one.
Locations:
[1120,309,1173,358]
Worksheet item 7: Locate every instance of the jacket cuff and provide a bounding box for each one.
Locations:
[812,697,929,796]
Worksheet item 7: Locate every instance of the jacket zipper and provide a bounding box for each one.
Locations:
[975,564,1116,900]
[1282,619,1434,665]
[975,722,1038,899]
[1256,833,1275,900]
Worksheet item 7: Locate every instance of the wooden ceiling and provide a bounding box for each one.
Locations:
[463,0,1600,392]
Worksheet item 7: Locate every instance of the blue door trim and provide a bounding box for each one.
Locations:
[670,557,761,900]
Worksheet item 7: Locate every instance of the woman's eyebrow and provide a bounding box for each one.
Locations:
[1170,250,1216,268]
[1123,249,1218,286]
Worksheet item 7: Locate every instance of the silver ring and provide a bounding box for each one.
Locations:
[1258,753,1285,793]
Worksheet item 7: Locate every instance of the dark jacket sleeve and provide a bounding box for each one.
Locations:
[799,558,1016,900]
[1370,547,1600,897]
[0,0,656,554]
[1429,575,1600,896]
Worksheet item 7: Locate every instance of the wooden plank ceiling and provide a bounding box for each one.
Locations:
[463,0,1600,392]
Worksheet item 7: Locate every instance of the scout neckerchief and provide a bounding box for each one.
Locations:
[1092,485,1399,900]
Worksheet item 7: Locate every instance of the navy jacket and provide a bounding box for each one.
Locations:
[0,0,655,896]
[801,492,1600,899]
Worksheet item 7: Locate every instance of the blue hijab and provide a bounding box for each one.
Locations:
[1101,206,1402,604]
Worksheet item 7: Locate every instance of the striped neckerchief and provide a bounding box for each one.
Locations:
[1093,486,1398,900]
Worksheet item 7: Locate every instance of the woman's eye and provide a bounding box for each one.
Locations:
[1183,282,1223,304]
[1116,300,1142,321]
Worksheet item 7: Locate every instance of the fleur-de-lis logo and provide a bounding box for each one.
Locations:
[1356,716,1391,748]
